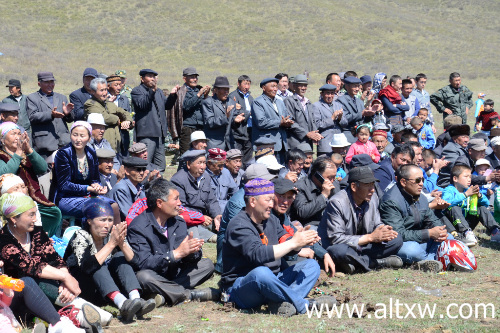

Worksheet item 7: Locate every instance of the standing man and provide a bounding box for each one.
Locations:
[131,69,179,172]
[115,69,133,104]
[2,79,31,138]
[284,74,323,149]
[228,75,253,167]
[401,79,420,121]
[107,75,133,157]
[377,75,409,126]
[26,72,74,159]
[314,84,344,155]
[251,78,293,164]
[325,73,343,100]
[275,73,293,101]
[179,67,211,155]
[430,72,473,125]
[70,67,98,121]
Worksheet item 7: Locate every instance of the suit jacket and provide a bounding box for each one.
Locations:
[313,98,343,153]
[284,94,317,149]
[49,144,100,204]
[251,94,288,152]
[337,94,367,143]
[26,90,73,153]
[2,94,31,135]
[69,87,92,121]
[116,93,132,113]
[127,209,202,275]
[109,178,145,220]
[486,152,500,170]
[227,89,252,141]
[131,83,177,138]
[99,172,118,195]
[201,95,229,149]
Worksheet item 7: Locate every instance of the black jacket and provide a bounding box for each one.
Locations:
[228,89,253,141]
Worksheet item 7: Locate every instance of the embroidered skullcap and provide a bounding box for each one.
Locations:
[70,121,93,135]
[208,148,226,161]
[244,178,274,196]
[0,193,36,224]
[0,122,20,139]
[82,198,114,220]
[372,130,387,139]
[0,174,25,195]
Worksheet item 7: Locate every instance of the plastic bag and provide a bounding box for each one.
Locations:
[0,299,21,333]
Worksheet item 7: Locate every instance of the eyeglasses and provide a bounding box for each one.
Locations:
[404,177,424,184]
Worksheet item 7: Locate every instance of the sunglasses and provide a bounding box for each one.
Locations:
[404,177,424,184]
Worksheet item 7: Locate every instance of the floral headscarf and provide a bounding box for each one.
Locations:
[0,122,20,140]
[0,192,36,225]
[372,73,387,94]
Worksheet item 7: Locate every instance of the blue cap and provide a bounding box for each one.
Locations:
[180,149,206,162]
[260,78,279,88]
[360,75,372,84]
[344,76,362,85]
[254,136,275,146]
[319,84,337,91]
[82,67,98,78]
[0,103,20,112]
[139,69,158,76]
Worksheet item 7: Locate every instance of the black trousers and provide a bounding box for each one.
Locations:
[326,234,403,272]
[179,126,201,155]
[445,205,499,233]
[136,258,214,306]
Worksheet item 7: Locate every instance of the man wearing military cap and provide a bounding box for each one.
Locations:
[206,148,238,213]
[26,71,74,159]
[2,79,31,138]
[251,78,293,164]
[131,69,180,172]
[70,67,98,121]
[284,74,323,150]
[313,84,344,155]
[109,156,148,219]
[115,69,133,103]
[108,75,133,157]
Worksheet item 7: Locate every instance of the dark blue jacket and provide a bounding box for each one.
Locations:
[70,87,93,121]
[375,157,395,192]
[49,144,100,204]
[127,209,202,275]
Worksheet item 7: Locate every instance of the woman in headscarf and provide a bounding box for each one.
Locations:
[50,121,119,224]
[0,192,109,332]
[372,72,387,95]
[64,198,156,322]
[0,122,62,237]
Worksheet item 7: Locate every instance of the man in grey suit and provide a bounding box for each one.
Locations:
[69,67,98,121]
[313,84,344,155]
[108,75,133,157]
[284,74,323,150]
[131,69,179,172]
[337,76,375,143]
[97,148,119,196]
[251,78,293,164]
[26,72,74,159]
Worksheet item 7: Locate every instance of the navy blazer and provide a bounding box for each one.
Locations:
[131,83,177,138]
[127,209,202,275]
[69,87,93,121]
[50,144,100,204]
[251,94,288,151]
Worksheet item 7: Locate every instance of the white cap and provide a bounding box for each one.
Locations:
[87,113,106,126]
[190,131,207,143]
[256,155,284,171]
[475,158,491,167]
[491,136,500,147]
[329,133,350,147]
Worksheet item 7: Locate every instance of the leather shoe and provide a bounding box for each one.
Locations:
[120,299,142,322]
[376,255,403,269]
[136,298,156,317]
[190,288,221,302]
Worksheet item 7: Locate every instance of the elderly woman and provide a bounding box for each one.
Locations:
[0,122,62,237]
[64,198,156,322]
[0,192,111,331]
[49,121,120,223]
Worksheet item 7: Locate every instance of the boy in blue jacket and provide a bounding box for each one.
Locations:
[441,165,500,246]
[410,116,435,149]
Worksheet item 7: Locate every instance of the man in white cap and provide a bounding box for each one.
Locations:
[87,113,120,170]
[328,133,351,171]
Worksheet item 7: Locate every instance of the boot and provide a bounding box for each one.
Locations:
[376,255,404,269]
[76,304,103,333]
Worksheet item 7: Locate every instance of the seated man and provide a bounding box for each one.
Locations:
[225,149,244,188]
[206,148,238,213]
[110,157,148,220]
[87,113,120,170]
[128,178,217,306]
[318,166,403,274]
[278,148,307,182]
[379,164,449,272]
[129,142,161,173]
[171,150,222,242]
[290,156,339,229]
[177,130,208,171]
[272,178,335,275]
[220,178,336,317]
[376,144,414,191]
[296,142,313,174]
[97,148,119,195]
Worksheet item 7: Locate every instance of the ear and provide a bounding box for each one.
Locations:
[156,198,164,210]
[453,176,458,183]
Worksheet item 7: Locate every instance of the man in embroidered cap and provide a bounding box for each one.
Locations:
[220,178,337,317]
[206,148,237,213]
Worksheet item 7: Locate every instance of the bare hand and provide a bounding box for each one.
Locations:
[323,253,336,277]
[108,95,117,102]
[284,171,298,183]
[362,108,375,117]
[465,185,480,197]
[148,169,161,182]
[321,179,335,198]
[430,189,442,198]
[444,108,453,115]
[280,116,294,128]
[432,125,437,133]
[51,107,64,118]
[234,113,245,123]
[292,225,320,249]
[306,130,323,142]
[332,109,343,121]
[369,225,398,243]
[109,225,122,246]
[432,157,449,173]
[466,107,469,115]
[60,273,81,301]
[203,215,213,226]
[214,215,221,232]
[62,102,74,116]
[226,105,235,118]
[121,121,131,129]
[429,225,447,242]
[173,232,204,259]
[170,85,181,94]
[297,248,314,259]
[429,198,450,210]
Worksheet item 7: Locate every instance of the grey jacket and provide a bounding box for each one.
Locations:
[336,94,367,143]
[318,189,382,248]
[284,94,317,150]
[2,94,31,136]
[202,95,229,150]
[26,90,72,153]
[251,94,288,152]
[313,98,343,153]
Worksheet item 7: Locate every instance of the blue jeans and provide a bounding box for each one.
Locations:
[398,234,454,264]
[228,259,320,314]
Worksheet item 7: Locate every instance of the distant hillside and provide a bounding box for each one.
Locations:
[1,0,499,102]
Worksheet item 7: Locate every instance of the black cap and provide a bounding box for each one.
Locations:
[6,79,21,88]
[213,76,231,88]
[183,67,198,76]
[272,178,297,194]
[139,69,158,76]
[349,154,380,171]
[360,75,372,84]
[348,166,379,183]
[122,156,148,168]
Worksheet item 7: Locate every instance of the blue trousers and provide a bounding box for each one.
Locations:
[398,234,453,264]
[228,259,320,314]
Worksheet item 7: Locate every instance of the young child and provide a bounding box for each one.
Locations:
[442,165,500,246]
[410,116,435,149]
[475,92,486,118]
[331,153,346,181]
[345,124,380,164]
[490,114,499,129]
[473,158,496,196]
[475,99,499,136]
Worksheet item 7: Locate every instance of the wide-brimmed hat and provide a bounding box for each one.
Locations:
[329,133,350,147]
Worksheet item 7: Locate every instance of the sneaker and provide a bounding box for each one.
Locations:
[376,255,404,269]
[491,228,500,243]
[412,260,443,273]
[80,303,103,333]
[119,299,142,323]
[136,298,156,317]
[463,230,478,247]
[268,301,297,317]
[48,316,85,333]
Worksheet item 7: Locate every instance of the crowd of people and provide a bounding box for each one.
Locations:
[0,68,498,331]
